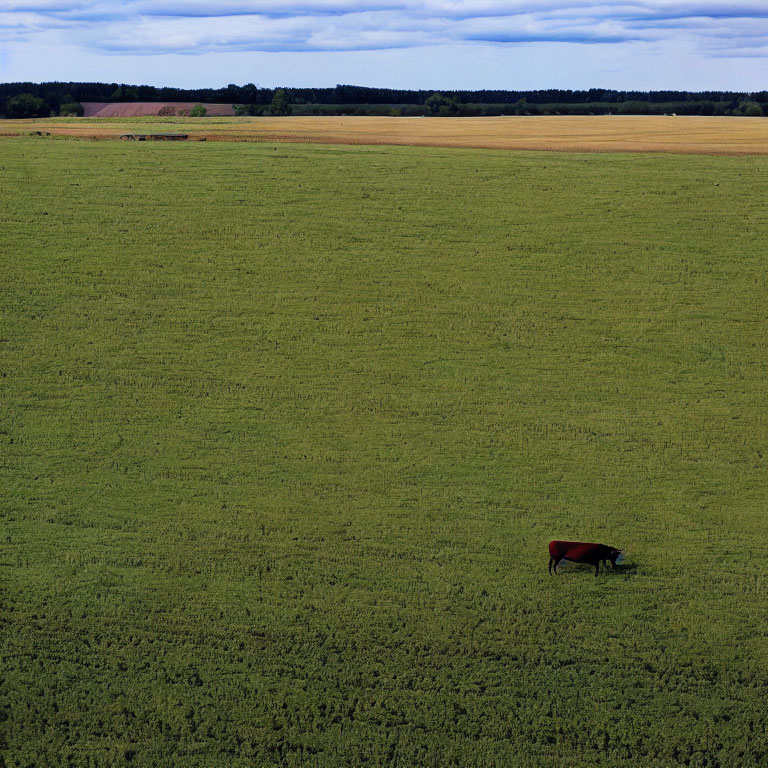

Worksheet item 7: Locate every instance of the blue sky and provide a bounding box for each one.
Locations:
[1,1,766,90]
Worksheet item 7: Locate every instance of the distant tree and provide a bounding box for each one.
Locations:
[233,103,262,116]
[240,82,259,104]
[737,101,764,117]
[59,95,83,116]
[136,84,160,101]
[190,103,207,117]
[222,83,241,103]
[110,86,138,102]
[270,89,292,116]
[425,92,461,117]
[5,93,51,118]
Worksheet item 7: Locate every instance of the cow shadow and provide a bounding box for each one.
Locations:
[614,560,639,577]
[553,560,638,578]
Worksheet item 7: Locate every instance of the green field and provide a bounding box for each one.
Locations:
[1,137,766,767]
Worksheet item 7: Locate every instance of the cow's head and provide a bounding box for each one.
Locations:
[612,548,624,565]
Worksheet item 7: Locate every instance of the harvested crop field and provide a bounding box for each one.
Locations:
[3,114,768,154]
[81,102,237,117]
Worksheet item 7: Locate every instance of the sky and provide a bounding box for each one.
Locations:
[1,1,766,91]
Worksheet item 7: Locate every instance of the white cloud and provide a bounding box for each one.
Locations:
[0,0,767,87]
[0,1,746,55]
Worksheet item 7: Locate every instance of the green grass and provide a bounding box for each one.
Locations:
[1,138,766,767]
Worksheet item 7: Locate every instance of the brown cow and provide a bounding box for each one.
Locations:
[549,540,622,577]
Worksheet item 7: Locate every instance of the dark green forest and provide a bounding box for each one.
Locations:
[2,81,766,118]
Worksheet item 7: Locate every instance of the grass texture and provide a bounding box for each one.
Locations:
[1,138,767,767]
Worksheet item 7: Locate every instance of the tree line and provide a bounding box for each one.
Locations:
[2,81,766,118]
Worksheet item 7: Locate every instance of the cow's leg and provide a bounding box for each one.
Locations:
[594,562,600,577]
[553,557,563,575]
[548,557,553,575]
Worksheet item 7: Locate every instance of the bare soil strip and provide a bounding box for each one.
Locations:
[3,115,767,154]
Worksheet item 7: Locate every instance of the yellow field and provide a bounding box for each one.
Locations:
[3,114,767,154]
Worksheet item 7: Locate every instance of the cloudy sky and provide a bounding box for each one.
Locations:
[1,1,766,90]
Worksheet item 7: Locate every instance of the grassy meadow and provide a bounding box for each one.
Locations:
[1,137,767,767]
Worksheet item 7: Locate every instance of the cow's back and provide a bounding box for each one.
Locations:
[549,540,602,560]
[549,540,574,558]
[565,542,602,562]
